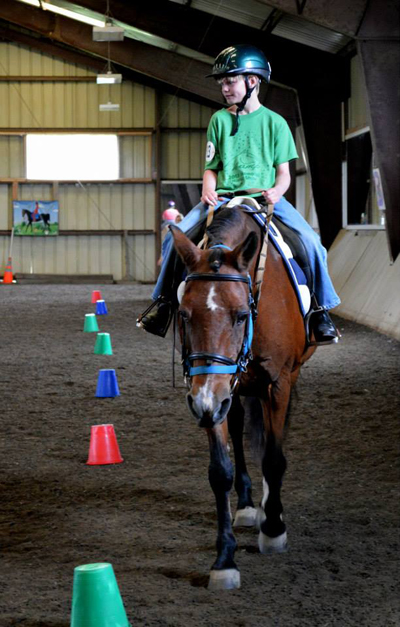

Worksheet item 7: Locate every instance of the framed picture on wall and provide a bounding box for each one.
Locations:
[13,200,59,236]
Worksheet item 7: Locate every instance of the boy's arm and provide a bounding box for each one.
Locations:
[201,169,219,206]
[262,162,290,205]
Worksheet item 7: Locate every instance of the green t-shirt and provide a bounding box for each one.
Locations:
[204,105,298,194]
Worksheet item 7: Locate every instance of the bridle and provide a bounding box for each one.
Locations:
[180,251,258,393]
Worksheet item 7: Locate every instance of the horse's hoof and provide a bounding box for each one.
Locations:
[233,506,257,527]
[258,530,288,554]
[255,506,266,530]
[208,568,241,591]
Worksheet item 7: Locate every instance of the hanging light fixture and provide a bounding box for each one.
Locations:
[96,38,122,85]
[93,0,124,41]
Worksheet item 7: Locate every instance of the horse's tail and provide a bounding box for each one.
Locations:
[243,389,296,461]
[243,396,265,463]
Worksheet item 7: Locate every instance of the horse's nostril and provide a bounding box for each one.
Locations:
[186,391,232,427]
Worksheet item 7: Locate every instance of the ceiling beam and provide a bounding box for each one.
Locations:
[65,0,349,97]
[0,1,223,104]
[0,5,306,120]
[254,0,368,37]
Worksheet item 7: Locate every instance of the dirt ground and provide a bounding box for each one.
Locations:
[0,284,399,627]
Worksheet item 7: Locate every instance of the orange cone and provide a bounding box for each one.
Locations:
[2,257,14,284]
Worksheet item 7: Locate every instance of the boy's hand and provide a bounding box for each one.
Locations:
[201,190,220,206]
[262,188,281,205]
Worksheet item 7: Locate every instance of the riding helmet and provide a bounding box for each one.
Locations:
[208,44,271,83]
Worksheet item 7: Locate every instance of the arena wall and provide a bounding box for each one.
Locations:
[329,229,400,340]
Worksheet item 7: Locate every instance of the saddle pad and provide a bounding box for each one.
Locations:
[226,197,311,316]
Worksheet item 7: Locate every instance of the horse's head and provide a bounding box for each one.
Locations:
[171,223,259,428]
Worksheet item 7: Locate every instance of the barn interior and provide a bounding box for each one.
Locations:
[0,0,399,338]
[0,3,399,625]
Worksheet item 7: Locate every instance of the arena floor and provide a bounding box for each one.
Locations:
[0,284,399,626]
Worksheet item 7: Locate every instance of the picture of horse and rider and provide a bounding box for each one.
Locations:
[13,200,59,236]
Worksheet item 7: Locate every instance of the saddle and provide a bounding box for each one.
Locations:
[169,197,313,316]
[224,196,313,316]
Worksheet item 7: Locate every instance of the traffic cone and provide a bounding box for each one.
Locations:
[96,300,108,315]
[94,333,113,355]
[86,424,123,465]
[95,369,120,398]
[2,257,14,284]
[70,562,130,626]
[91,289,102,304]
[84,314,99,333]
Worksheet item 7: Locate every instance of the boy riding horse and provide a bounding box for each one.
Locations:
[138,45,340,345]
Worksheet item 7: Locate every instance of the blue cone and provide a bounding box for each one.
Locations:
[96,369,120,398]
[96,300,108,315]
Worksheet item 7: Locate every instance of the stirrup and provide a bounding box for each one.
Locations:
[305,306,341,347]
[136,297,162,327]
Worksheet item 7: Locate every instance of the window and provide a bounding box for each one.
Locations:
[26,134,119,180]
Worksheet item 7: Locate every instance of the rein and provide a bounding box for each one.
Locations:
[181,253,257,392]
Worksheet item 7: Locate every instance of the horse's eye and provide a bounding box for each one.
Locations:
[179,310,189,322]
[236,312,248,326]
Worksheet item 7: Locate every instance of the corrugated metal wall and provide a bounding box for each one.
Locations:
[160,94,213,180]
[348,55,369,131]
[0,42,213,281]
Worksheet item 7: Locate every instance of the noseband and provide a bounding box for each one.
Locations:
[180,266,257,392]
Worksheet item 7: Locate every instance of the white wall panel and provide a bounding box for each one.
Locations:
[329,230,400,340]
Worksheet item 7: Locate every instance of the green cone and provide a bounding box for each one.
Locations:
[94,333,113,355]
[84,314,99,333]
[70,563,130,627]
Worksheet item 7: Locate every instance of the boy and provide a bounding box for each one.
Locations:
[138,44,340,343]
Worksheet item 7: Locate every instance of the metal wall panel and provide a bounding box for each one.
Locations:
[348,55,369,131]
[0,43,156,128]
[120,136,152,179]
[0,43,217,281]
[160,94,215,128]
[0,233,156,281]
[0,136,24,177]
[161,132,206,179]
[0,185,9,230]
[58,184,155,231]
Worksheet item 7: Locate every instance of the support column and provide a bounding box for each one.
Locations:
[357,40,400,261]
[298,93,343,249]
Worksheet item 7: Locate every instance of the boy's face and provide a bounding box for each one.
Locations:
[217,74,259,104]
[217,75,246,104]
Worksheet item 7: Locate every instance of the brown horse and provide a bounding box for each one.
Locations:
[170,201,315,591]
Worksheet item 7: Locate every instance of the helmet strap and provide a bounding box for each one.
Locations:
[231,76,257,137]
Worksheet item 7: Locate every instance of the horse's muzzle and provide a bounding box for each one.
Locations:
[186,391,232,428]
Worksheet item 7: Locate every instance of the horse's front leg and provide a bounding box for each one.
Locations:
[228,395,257,528]
[258,374,291,554]
[206,421,240,591]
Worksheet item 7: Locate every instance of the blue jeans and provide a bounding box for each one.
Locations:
[153,197,340,310]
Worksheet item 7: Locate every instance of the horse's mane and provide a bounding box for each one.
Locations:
[205,205,244,246]
[204,205,250,271]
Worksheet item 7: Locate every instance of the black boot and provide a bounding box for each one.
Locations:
[136,298,173,338]
[309,308,339,345]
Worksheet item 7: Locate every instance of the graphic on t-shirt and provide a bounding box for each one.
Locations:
[205,141,216,163]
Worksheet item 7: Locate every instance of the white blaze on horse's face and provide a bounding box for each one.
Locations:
[194,377,214,414]
[206,285,221,311]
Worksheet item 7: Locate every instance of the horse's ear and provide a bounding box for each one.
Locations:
[230,231,259,271]
[170,225,202,271]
